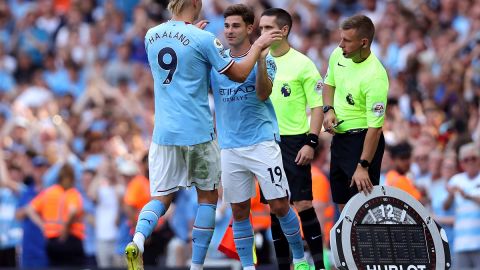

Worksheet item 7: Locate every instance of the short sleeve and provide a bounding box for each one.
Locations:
[364,76,388,128]
[265,54,277,82]
[447,175,460,188]
[30,191,45,213]
[200,33,234,74]
[67,190,83,214]
[302,59,323,108]
[324,48,340,87]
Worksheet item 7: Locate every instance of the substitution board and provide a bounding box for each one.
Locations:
[330,186,451,270]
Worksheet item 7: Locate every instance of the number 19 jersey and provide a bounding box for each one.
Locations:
[145,20,234,146]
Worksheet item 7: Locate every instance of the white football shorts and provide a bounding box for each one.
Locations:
[149,140,221,197]
[221,140,290,203]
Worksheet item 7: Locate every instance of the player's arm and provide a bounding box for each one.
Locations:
[25,198,45,231]
[322,48,342,133]
[322,83,337,134]
[256,50,274,101]
[26,205,44,230]
[224,30,282,82]
[351,76,388,194]
[359,76,388,164]
[460,189,480,205]
[443,184,457,210]
[322,83,335,111]
[359,127,383,164]
[294,106,323,165]
[296,62,323,165]
[310,106,323,136]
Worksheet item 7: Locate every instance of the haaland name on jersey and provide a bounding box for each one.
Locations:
[147,30,190,46]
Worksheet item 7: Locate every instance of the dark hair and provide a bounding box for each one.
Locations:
[58,163,75,188]
[224,4,255,26]
[261,8,292,35]
[388,142,412,159]
[341,14,375,45]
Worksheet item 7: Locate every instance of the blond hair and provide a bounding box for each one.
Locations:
[168,0,190,15]
[459,142,480,160]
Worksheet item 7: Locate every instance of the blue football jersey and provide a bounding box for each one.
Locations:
[145,20,233,145]
[211,49,279,149]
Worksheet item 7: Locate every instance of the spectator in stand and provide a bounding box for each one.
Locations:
[15,155,49,268]
[0,147,22,267]
[385,142,422,202]
[428,151,457,254]
[0,0,479,268]
[81,164,97,267]
[26,163,86,267]
[411,144,432,188]
[444,143,480,269]
[87,158,123,268]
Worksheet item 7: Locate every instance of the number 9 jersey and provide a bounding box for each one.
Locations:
[145,20,234,146]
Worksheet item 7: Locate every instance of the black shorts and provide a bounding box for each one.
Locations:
[279,134,313,202]
[330,130,385,204]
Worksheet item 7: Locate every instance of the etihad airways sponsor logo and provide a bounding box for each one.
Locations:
[219,86,255,96]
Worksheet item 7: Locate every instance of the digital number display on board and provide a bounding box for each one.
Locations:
[354,225,429,265]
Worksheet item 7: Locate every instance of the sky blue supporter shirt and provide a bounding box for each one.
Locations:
[211,49,279,149]
[0,187,22,250]
[145,20,234,146]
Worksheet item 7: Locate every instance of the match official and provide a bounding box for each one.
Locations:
[260,8,325,270]
[322,15,388,211]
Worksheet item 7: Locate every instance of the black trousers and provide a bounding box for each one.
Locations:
[0,247,16,267]
[46,235,85,267]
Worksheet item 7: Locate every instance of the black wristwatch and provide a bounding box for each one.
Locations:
[322,105,334,114]
[358,159,370,168]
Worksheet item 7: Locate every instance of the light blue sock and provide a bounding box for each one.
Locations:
[233,218,255,267]
[191,203,216,265]
[135,200,166,238]
[278,207,305,260]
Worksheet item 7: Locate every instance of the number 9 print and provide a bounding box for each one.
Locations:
[158,47,178,84]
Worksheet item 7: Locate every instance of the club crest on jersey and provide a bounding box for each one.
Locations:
[372,102,385,117]
[281,83,291,97]
[315,79,324,94]
[346,93,355,105]
[214,38,228,58]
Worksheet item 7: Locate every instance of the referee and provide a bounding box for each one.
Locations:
[322,14,388,211]
[259,8,325,270]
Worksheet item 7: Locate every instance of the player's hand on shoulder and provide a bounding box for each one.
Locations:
[254,30,282,49]
[295,145,315,166]
[195,20,209,30]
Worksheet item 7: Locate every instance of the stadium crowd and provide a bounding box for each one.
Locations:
[0,0,480,268]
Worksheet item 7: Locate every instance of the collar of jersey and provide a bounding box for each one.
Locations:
[229,47,250,58]
[169,19,192,25]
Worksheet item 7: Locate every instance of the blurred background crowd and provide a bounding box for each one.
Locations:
[1,0,480,269]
